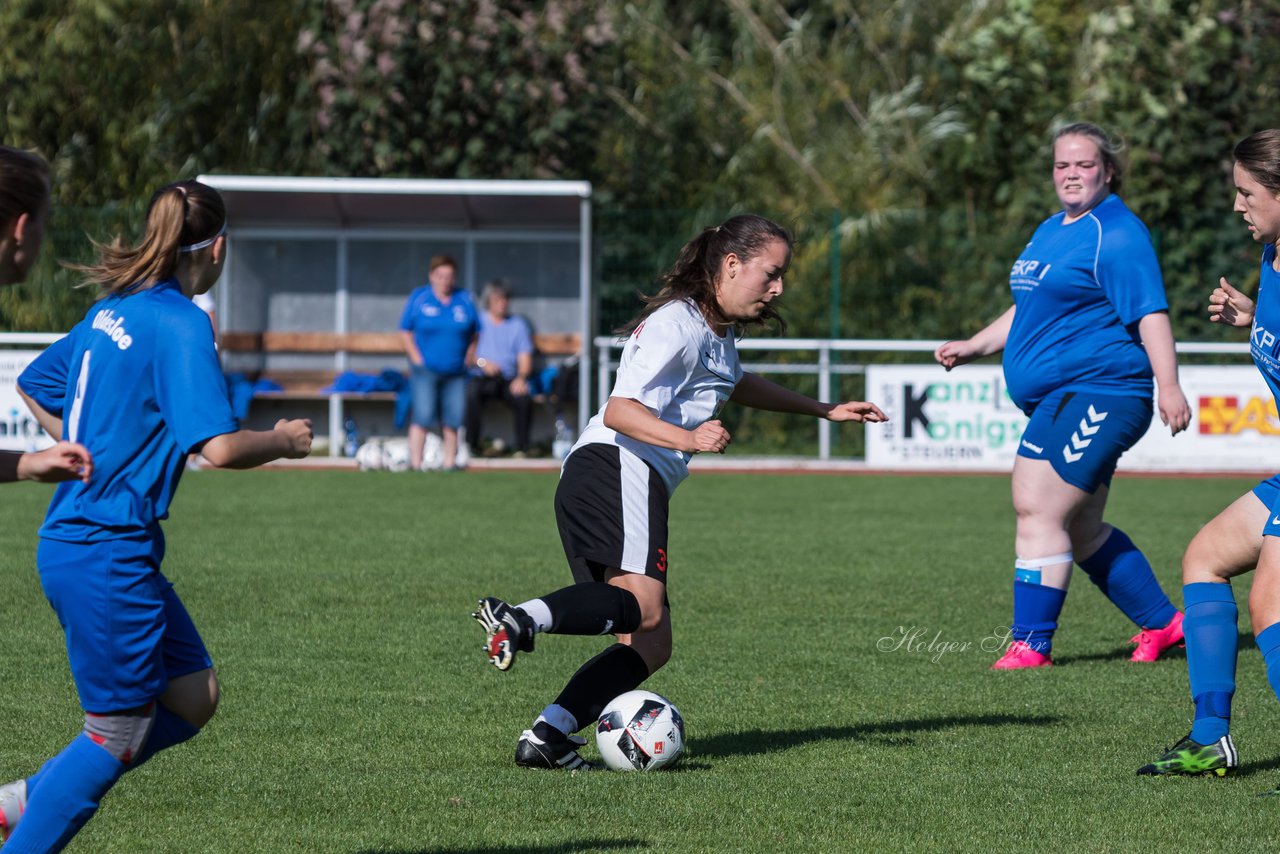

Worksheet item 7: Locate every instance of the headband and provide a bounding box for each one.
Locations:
[179,222,226,253]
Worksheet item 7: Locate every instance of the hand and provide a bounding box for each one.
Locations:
[1208,277,1254,328]
[17,441,93,483]
[825,400,889,423]
[509,376,529,396]
[934,339,981,371]
[688,420,730,454]
[1157,385,1191,436]
[275,418,314,459]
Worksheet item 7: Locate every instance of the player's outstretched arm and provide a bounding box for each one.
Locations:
[729,372,887,423]
[935,305,1016,370]
[9,443,93,484]
[199,419,314,469]
[1208,277,1255,328]
[603,396,729,454]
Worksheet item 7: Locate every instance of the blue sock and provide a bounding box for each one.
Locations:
[1184,582,1237,744]
[4,734,124,854]
[1011,575,1067,655]
[1078,528,1177,629]
[1257,622,1280,707]
[24,755,60,796]
[131,705,201,769]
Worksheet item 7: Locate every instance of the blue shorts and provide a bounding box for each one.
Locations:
[1016,389,1152,493]
[1252,475,1280,537]
[37,536,213,714]
[409,366,466,429]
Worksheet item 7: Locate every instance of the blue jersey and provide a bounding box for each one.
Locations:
[19,279,238,543]
[1251,244,1280,404]
[475,313,533,380]
[1002,194,1168,413]
[398,286,479,374]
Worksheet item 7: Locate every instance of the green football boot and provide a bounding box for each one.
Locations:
[1136,733,1237,777]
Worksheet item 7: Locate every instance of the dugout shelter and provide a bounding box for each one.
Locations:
[196,175,593,456]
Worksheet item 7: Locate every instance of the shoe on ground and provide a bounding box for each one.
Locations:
[514,729,596,771]
[1129,611,1185,663]
[991,640,1052,670]
[1137,733,1237,777]
[0,778,26,840]
[472,597,535,671]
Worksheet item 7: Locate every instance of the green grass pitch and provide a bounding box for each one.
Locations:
[0,469,1277,852]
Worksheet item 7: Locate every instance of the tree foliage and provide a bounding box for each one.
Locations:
[2,0,1280,347]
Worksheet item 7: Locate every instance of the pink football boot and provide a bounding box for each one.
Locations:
[991,640,1053,670]
[1130,611,1185,663]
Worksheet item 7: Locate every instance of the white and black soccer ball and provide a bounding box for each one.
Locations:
[355,439,386,471]
[381,438,412,472]
[595,690,685,771]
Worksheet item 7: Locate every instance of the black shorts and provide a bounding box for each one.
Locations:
[554,443,670,585]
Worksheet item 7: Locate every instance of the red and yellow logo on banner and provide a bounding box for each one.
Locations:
[1199,395,1280,435]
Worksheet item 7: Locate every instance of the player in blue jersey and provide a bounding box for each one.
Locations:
[1138,129,1280,782]
[0,180,313,851]
[0,145,93,485]
[470,214,888,770]
[936,122,1191,670]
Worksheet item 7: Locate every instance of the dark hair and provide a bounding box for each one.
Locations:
[618,214,793,336]
[1234,129,1280,194]
[429,254,458,272]
[1054,122,1125,194]
[0,145,51,225]
[68,180,225,295]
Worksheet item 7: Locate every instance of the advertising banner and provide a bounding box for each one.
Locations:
[0,350,54,452]
[866,364,1279,473]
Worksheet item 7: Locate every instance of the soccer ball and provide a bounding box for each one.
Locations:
[355,439,386,471]
[595,690,685,771]
[381,438,412,472]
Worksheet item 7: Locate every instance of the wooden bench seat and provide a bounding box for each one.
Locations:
[221,331,580,398]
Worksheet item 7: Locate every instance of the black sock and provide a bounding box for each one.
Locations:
[540,583,642,635]
[544,643,651,736]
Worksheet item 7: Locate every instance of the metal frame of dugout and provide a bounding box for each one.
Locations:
[196,175,593,456]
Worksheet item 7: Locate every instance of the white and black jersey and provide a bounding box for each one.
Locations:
[571,299,742,495]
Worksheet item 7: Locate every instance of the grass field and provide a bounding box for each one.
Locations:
[0,469,1277,852]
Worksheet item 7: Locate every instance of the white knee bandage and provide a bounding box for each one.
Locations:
[1015,552,1074,587]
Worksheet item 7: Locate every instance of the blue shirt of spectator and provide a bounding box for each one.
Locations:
[399,284,479,374]
[475,311,534,380]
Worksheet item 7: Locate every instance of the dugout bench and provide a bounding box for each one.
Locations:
[220,330,580,457]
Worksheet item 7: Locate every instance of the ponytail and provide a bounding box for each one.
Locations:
[68,180,226,295]
[617,214,793,336]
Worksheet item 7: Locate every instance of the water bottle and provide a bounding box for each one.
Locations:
[552,416,573,461]
[343,418,359,458]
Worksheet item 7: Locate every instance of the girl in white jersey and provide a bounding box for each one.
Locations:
[472,214,887,770]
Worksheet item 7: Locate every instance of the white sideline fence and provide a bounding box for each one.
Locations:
[595,336,1264,472]
[0,333,1263,473]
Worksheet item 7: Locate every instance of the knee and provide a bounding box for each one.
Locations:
[1183,535,1228,584]
[167,670,220,729]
